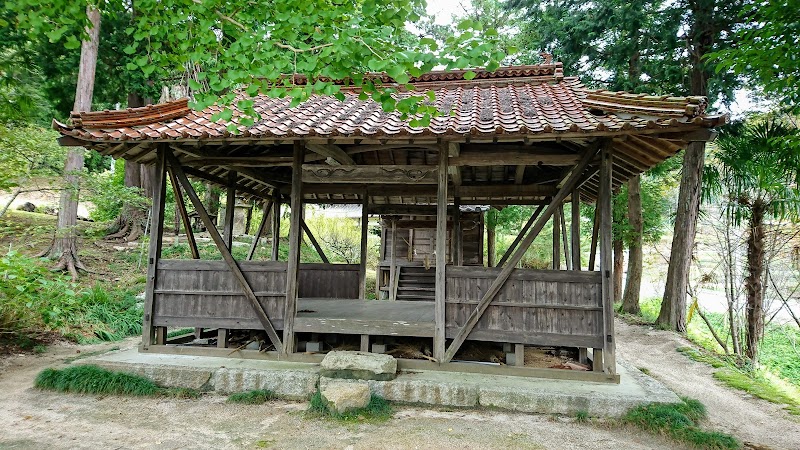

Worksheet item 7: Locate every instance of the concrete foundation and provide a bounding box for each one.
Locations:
[79,348,679,417]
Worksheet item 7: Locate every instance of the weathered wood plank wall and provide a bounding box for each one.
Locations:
[152,261,359,330]
[444,266,604,348]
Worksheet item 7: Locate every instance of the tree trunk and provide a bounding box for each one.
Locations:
[659,0,712,332]
[745,202,766,363]
[205,183,220,228]
[613,237,624,303]
[622,175,643,314]
[658,142,705,332]
[45,6,100,280]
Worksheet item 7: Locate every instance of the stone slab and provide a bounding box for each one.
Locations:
[79,348,679,417]
[320,351,397,381]
[320,379,371,413]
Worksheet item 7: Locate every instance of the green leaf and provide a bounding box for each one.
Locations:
[64,35,81,50]
[463,71,477,80]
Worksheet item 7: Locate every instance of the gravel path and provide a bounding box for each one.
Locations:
[1,323,797,449]
[616,320,800,450]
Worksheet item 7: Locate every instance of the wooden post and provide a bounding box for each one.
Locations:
[271,195,281,261]
[571,189,581,271]
[247,200,273,261]
[497,203,545,268]
[442,145,599,362]
[552,206,561,270]
[165,150,284,355]
[434,145,449,361]
[223,172,236,250]
[359,191,369,299]
[560,205,570,270]
[389,219,397,301]
[599,140,616,374]
[589,208,599,271]
[301,218,330,263]
[453,197,462,266]
[168,168,199,259]
[141,146,167,349]
[284,141,305,354]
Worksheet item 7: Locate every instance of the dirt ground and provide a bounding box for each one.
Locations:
[616,320,800,450]
[0,322,797,450]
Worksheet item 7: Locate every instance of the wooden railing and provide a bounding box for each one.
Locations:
[445,266,604,348]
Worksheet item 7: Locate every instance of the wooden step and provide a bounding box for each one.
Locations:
[397,286,434,292]
[396,294,434,301]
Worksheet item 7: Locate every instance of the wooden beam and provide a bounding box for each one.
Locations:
[223,172,236,250]
[552,206,561,270]
[168,168,199,259]
[305,143,356,165]
[434,145,449,361]
[560,205,570,270]
[599,140,616,375]
[301,218,330,264]
[165,150,284,355]
[181,166,270,198]
[284,141,305,354]
[454,197,463,265]
[448,142,462,187]
[571,189,581,270]
[442,145,599,363]
[497,203,546,268]
[271,195,281,261]
[589,206,599,271]
[389,219,397,301]
[451,151,580,167]
[515,165,526,184]
[302,165,438,184]
[247,200,273,261]
[141,146,167,349]
[302,183,557,198]
[359,191,369,299]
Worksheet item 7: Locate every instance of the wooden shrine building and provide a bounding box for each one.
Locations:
[54,63,724,382]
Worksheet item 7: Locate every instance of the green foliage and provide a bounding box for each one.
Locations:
[35,365,201,398]
[575,409,589,423]
[611,173,673,246]
[227,389,276,404]
[712,2,800,111]
[9,0,504,127]
[84,161,149,223]
[623,398,740,449]
[712,369,800,416]
[308,390,393,423]
[704,118,800,225]
[0,124,65,193]
[0,249,142,342]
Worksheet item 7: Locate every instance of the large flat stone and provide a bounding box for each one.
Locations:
[320,351,397,381]
[320,380,371,414]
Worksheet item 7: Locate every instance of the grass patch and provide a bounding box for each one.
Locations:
[227,389,276,404]
[35,365,200,398]
[575,409,589,423]
[623,397,740,449]
[308,390,393,423]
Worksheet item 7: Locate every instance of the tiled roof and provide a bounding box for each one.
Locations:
[53,64,723,143]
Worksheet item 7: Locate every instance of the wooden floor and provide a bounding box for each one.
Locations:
[294,298,434,337]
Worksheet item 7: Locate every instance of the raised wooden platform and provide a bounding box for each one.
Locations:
[295,298,434,337]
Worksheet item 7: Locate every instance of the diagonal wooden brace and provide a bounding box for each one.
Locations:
[442,145,601,363]
[164,150,285,356]
[247,199,273,261]
[497,202,546,267]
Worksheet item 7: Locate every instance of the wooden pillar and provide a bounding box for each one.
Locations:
[284,142,304,354]
[589,208,599,271]
[571,189,581,271]
[453,197,462,266]
[223,172,236,250]
[271,195,281,261]
[434,145,449,361]
[169,169,199,259]
[599,140,616,374]
[141,145,167,349]
[389,219,397,301]
[359,191,369,299]
[560,206,570,270]
[552,206,561,270]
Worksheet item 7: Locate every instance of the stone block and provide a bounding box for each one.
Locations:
[306,341,323,352]
[320,351,397,381]
[505,352,518,366]
[321,380,371,414]
[371,343,387,354]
